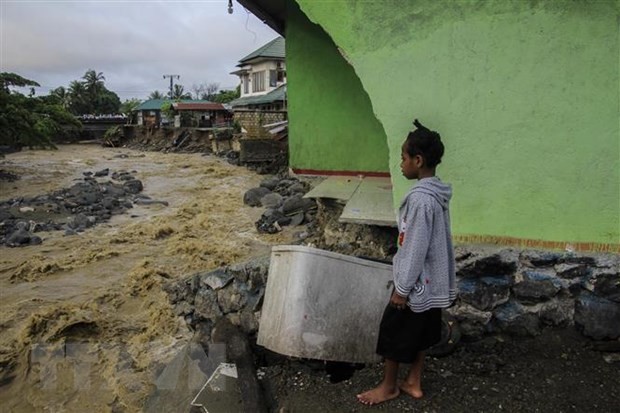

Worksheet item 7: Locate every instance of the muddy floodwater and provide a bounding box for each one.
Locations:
[0,145,297,412]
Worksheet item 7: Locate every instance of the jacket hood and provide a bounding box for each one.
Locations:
[411,177,452,210]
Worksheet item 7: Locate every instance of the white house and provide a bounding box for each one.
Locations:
[230,37,287,110]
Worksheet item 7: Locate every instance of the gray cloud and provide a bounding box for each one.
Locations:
[1,0,278,100]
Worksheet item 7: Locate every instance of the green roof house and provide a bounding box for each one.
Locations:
[230,36,287,111]
[236,0,619,253]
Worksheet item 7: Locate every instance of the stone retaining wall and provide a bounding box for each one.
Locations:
[233,110,287,138]
[164,198,619,346]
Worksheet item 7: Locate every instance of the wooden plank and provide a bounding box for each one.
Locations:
[303,176,362,201]
[339,177,397,227]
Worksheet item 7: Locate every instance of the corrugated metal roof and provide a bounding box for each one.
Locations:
[172,102,227,111]
[238,37,285,64]
[230,84,286,107]
[135,99,219,111]
[135,99,170,111]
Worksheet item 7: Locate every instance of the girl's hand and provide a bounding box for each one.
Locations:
[390,290,407,310]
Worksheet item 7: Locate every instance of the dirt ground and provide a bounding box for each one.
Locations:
[261,328,619,413]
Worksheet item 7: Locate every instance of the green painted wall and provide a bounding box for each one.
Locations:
[286,2,389,173]
[294,0,620,247]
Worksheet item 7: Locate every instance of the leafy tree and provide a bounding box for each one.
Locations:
[49,86,70,109]
[64,70,120,115]
[120,98,142,115]
[211,86,240,104]
[149,90,165,99]
[0,72,81,149]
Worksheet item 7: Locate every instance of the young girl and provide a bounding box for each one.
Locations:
[357,119,456,405]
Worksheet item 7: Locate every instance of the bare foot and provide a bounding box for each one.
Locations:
[356,384,400,405]
[399,381,423,399]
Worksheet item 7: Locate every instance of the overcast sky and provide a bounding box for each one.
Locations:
[0,0,278,101]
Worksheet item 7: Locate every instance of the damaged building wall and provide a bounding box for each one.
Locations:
[294,0,619,251]
[286,2,389,175]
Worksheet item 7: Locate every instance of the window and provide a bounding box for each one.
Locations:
[252,71,265,92]
[243,75,249,94]
[277,70,285,83]
[269,70,277,87]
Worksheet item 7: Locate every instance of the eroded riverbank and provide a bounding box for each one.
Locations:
[0,144,299,412]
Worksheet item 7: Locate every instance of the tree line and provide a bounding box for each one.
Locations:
[0,70,241,150]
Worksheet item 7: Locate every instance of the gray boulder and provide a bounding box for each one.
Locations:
[575,292,620,339]
[458,276,511,311]
[512,271,563,302]
[243,187,271,207]
[492,300,541,336]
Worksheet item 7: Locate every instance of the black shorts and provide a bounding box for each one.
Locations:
[376,305,442,363]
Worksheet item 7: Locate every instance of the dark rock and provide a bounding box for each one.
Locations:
[243,187,271,207]
[217,282,248,314]
[554,263,589,279]
[260,192,283,209]
[259,177,280,190]
[575,292,620,339]
[512,271,564,302]
[492,300,541,336]
[458,276,511,311]
[520,250,563,266]
[194,289,222,321]
[123,179,143,194]
[94,168,109,177]
[458,250,518,278]
[282,194,316,216]
[163,279,195,305]
[560,254,596,265]
[448,304,492,340]
[289,212,305,226]
[228,256,270,289]
[200,269,234,290]
[288,183,306,194]
[239,310,260,334]
[586,269,620,302]
[539,298,574,326]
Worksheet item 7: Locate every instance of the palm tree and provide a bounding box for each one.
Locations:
[172,84,191,100]
[82,69,105,97]
[68,80,88,114]
[149,90,165,99]
[49,86,70,109]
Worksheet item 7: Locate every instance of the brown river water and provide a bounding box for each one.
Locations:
[0,145,297,412]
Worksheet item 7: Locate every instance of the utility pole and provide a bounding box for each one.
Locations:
[163,74,180,99]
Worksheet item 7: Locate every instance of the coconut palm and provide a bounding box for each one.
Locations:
[82,69,105,97]
[49,86,70,109]
[149,90,165,99]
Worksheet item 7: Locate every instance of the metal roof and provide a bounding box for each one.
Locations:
[230,84,286,107]
[172,102,226,111]
[238,37,285,65]
[135,99,170,111]
[135,99,218,111]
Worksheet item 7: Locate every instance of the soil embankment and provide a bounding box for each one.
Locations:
[0,144,300,412]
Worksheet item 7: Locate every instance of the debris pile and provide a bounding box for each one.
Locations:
[243,176,317,234]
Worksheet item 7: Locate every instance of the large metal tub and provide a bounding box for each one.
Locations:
[257,245,393,363]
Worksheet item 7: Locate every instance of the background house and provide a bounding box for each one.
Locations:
[134,99,169,127]
[237,0,619,252]
[230,36,288,138]
[171,101,231,128]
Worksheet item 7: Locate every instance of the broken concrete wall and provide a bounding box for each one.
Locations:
[286,2,389,175]
[292,0,619,250]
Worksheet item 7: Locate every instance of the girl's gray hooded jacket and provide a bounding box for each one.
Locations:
[393,176,456,312]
